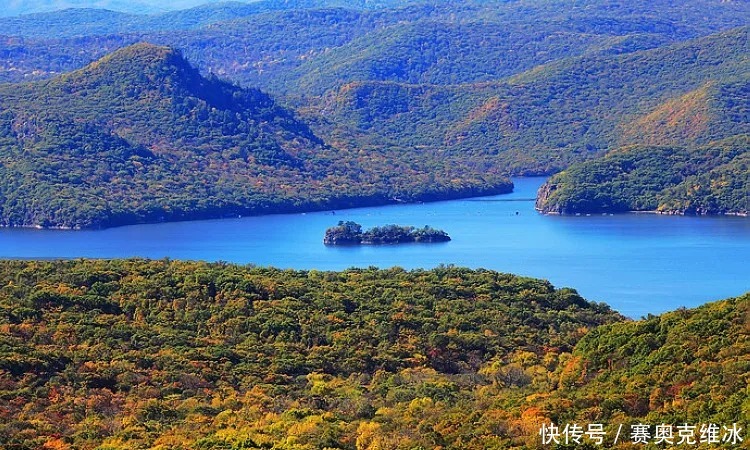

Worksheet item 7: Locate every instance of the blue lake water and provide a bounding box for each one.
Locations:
[1,177,748,318]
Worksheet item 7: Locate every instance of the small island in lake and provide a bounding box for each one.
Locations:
[324,221,451,245]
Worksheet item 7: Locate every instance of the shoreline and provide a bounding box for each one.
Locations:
[0,184,515,231]
[538,209,749,218]
[7,203,748,232]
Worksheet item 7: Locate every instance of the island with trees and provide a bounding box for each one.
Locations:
[324,221,451,245]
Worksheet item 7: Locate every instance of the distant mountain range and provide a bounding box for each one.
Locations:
[2,0,747,72]
[308,27,748,175]
[0,0,419,18]
[2,0,171,16]
[0,0,747,225]
[1,0,273,16]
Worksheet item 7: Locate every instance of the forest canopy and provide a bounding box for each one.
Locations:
[0,259,746,449]
[536,136,750,215]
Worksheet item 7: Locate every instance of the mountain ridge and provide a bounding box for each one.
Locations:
[0,5,746,221]
[0,42,513,229]
[304,26,749,176]
[1,0,748,84]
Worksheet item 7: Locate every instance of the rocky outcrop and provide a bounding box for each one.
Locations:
[535,180,562,214]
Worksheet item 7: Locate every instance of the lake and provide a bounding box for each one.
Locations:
[1,177,748,318]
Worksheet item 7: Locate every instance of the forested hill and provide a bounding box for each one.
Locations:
[0,259,746,449]
[0,43,512,229]
[535,292,749,443]
[311,27,749,175]
[0,43,324,229]
[532,73,749,215]
[0,1,747,218]
[1,0,747,85]
[535,135,750,216]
